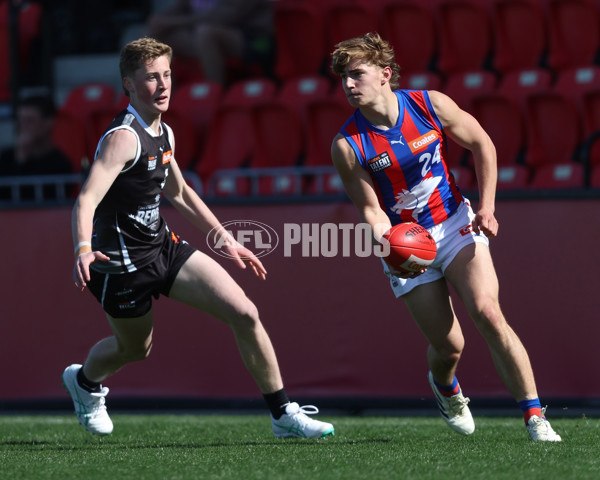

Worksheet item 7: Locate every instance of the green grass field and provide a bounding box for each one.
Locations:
[1,413,598,480]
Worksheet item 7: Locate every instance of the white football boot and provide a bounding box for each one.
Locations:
[271,402,334,439]
[428,371,475,435]
[62,364,113,435]
[526,408,562,442]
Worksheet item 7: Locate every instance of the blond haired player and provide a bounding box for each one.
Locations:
[63,37,333,439]
[330,32,560,441]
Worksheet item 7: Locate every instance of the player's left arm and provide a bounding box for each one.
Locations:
[428,90,498,238]
[162,151,267,279]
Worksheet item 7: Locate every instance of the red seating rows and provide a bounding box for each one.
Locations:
[53,61,600,193]
[273,0,600,79]
[51,0,600,193]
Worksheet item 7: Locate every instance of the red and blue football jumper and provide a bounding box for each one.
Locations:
[339,90,465,229]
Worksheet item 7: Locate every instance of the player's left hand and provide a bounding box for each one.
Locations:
[224,243,267,280]
[473,207,498,238]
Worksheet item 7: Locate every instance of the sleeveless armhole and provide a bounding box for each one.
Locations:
[163,122,175,160]
[94,125,141,173]
[340,115,367,169]
[404,90,444,133]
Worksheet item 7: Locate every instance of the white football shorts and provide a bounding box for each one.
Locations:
[382,201,490,297]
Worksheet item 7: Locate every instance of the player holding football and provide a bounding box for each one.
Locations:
[63,37,334,439]
[330,32,560,441]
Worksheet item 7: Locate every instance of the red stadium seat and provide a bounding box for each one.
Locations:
[443,71,497,112]
[273,2,326,80]
[324,2,380,62]
[442,71,497,168]
[552,68,600,173]
[89,110,116,151]
[547,0,600,71]
[379,1,437,75]
[207,172,251,198]
[497,68,553,111]
[251,101,303,169]
[222,77,277,108]
[304,99,353,167]
[524,92,583,168]
[496,164,530,190]
[170,81,223,132]
[169,80,223,158]
[449,165,476,191]
[52,112,90,173]
[250,100,304,195]
[302,97,353,195]
[195,105,254,189]
[491,0,548,74]
[529,163,585,189]
[88,94,130,151]
[278,75,332,132]
[399,72,444,91]
[435,0,493,76]
[170,56,206,85]
[60,83,118,122]
[196,78,276,195]
[471,93,526,167]
[60,83,119,159]
[554,66,600,124]
[160,110,197,171]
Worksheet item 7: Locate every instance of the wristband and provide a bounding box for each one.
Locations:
[74,241,92,258]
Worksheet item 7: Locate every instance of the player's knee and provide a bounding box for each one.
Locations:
[472,300,505,335]
[432,344,463,366]
[228,300,260,332]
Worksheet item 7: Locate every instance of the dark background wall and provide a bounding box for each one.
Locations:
[0,198,598,408]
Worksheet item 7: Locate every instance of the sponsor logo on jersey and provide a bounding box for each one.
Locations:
[148,157,157,170]
[134,204,160,229]
[162,150,172,164]
[368,151,393,172]
[408,130,438,154]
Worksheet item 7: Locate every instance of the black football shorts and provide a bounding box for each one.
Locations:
[87,235,196,318]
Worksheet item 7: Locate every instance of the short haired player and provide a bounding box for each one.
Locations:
[63,37,333,439]
[330,32,560,441]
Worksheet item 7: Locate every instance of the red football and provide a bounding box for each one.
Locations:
[383,223,437,273]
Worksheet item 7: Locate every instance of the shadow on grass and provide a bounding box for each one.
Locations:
[0,438,392,451]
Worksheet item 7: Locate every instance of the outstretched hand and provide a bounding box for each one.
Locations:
[223,242,267,280]
[73,251,110,290]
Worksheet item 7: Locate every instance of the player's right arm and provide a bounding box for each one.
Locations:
[71,129,137,289]
[331,133,391,240]
[331,134,423,279]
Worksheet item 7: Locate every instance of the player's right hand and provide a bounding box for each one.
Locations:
[73,251,110,290]
[384,260,427,279]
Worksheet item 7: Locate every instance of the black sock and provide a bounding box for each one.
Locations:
[77,366,101,393]
[263,388,290,419]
